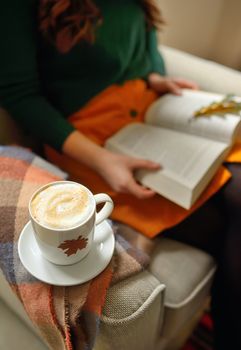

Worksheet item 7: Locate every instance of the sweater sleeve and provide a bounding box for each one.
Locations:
[147,28,166,76]
[0,0,75,151]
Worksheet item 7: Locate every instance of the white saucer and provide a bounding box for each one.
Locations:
[18,220,115,286]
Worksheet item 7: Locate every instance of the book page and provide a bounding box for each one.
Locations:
[105,124,228,208]
[145,89,241,144]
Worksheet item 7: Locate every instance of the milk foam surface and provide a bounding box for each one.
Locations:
[31,183,93,229]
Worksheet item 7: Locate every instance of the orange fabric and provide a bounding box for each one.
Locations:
[82,264,113,315]
[226,143,241,163]
[68,80,158,146]
[45,80,240,238]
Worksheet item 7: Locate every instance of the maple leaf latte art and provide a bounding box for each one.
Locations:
[30,183,93,229]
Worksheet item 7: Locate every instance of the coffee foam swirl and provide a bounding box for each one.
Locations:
[31,183,92,229]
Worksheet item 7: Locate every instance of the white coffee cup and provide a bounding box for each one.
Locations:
[29,181,114,265]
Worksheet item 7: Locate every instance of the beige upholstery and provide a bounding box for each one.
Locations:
[149,239,215,341]
[2,46,241,349]
[95,271,165,350]
[149,238,215,306]
[0,299,48,350]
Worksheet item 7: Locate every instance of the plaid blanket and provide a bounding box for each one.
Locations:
[0,146,150,350]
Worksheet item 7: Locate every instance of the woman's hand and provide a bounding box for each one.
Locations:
[63,130,160,199]
[95,151,161,199]
[148,72,199,95]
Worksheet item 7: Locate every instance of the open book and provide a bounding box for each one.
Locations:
[105,89,241,209]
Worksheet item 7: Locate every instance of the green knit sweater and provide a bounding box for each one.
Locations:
[0,0,165,150]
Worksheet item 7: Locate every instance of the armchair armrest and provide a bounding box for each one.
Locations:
[160,45,241,96]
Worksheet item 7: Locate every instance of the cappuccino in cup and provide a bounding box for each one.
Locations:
[29,181,114,265]
[30,183,93,229]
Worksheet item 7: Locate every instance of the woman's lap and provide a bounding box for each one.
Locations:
[165,163,241,349]
[163,191,227,258]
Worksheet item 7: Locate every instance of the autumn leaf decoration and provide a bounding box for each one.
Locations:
[58,235,88,256]
[194,94,241,118]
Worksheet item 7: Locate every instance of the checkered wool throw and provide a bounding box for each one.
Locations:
[0,146,149,350]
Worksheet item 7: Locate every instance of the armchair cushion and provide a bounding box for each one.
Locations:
[148,238,216,339]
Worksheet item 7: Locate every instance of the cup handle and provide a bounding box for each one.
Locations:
[94,193,114,225]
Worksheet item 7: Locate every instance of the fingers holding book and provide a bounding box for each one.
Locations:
[98,152,161,199]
